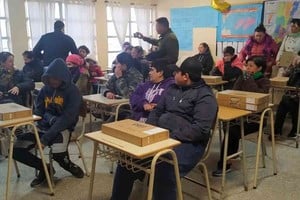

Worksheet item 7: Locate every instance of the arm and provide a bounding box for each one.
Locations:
[34,88,46,117]
[143,36,159,46]
[211,67,222,76]
[15,72,35,92]
[32,37,44,61]
[114,70,143,98]
[238,45,247,63]
[202,55,214,75]
[68,37,79,54]
[233,76,270,93]
[223,64,242,81]
[40,89,82,146]
[146,90,167,126]
[130,83,148,112]
[103,76,117,96]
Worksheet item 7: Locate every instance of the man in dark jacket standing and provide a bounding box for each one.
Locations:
[110,57,218,200]
[13,58,84,187]
[134,17,179,64]
[33,20,78,66]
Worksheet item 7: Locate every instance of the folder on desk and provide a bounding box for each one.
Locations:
[279,51,295,67]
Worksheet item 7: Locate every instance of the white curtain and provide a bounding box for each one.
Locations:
[134,6,151,50]
[109,2,130,47]
[26,0,56,47]
[65,1,96,57]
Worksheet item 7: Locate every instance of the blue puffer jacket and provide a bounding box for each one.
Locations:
[147,79,218,145]
[35,58,82,146]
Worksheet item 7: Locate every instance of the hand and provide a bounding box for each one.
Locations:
[114,65,123,78]
[106,92,115,99]
[134,32,144,39]
[150,103,157,108]
[8,86,19,95]
[143,103,155,111]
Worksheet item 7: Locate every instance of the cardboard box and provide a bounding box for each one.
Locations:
[270,77,289,87]
[279,51,295,67]
[202,75,223,83]
[217,99,269,112]
[217,90,270,112]
[101,119,169,146]
[0,103,32,121]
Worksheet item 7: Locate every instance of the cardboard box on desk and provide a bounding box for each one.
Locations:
[101,119,169,146]
[270,77,289,87]
[217,90,270,112]
[202,75,223,83]
[0,103,32,121]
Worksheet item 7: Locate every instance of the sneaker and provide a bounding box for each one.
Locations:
[67,163,84,178]
[30,165,55,187]
[212,166,232,177]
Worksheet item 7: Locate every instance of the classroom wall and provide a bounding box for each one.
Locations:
[156,0,264,65]
[7,0,28,68]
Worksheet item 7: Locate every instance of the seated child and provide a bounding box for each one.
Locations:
[211,46,244,90]
[212,56,270,177]
[130,61,175,122]
[22,50,43,82]
[0,51,34,105]
[85,58,104,94]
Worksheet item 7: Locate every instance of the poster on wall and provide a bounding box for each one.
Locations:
[171,7,218,51]
[263,0,300,43]
[217,4,263,42]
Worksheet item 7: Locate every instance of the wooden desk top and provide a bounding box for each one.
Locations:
[218,106,251,121]
[85,131,181,159]
[207,81,228,86]
[83,94,129,106]
[0,115,41,128]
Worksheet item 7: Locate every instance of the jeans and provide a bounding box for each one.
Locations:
[111,142,205,200]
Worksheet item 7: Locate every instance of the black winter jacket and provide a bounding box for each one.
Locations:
[147,80,218,145]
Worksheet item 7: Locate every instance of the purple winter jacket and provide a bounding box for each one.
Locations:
[130,77,174,121]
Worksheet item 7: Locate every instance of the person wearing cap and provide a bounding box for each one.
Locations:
[239,24,278,77]
[130,61,175,122]
[33,20,78,66]
[211,46,244,90]
[110,57,218,200]
[276,18,300,76]
[13,58,84,187]
[134,17,179,64]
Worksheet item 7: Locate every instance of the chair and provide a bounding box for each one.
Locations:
[183,116,217,200]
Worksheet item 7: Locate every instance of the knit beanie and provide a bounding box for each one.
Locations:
[66,54,84,66]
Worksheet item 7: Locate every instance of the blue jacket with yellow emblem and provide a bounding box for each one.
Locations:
[35,58,81,146]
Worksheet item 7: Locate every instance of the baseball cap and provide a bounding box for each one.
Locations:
[176,57,203,78]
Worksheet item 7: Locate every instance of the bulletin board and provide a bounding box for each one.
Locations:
[263,0,300,43]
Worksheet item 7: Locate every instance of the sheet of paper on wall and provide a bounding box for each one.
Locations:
[279,51,295,67]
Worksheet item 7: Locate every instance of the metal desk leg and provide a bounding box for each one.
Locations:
[296,98,300,148]
[218,121,223,153]
[88,141,98,200]
[221,121,230,196]
[240,117,248,191]
[32,124,54,195]
[5,127,15,200]
[253,108,277,189]
[147,149,183,200]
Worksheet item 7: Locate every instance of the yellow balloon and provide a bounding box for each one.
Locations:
[211,0,231,12]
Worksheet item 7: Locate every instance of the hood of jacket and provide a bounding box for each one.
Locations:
[42,58,71,89]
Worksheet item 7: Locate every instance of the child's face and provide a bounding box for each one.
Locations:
[66,61,76,68]
[223,53,233,62]
[79,49,88,58]
[198,44,206,54]
[131,48,139,59]
[23,56,32,64]
[246,60,261,74]
[149,67,163,83]
[2,55,14,70]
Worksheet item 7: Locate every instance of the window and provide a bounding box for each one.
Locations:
[106,6,154,66]
[25,1,97,58]
[0,0,11,52]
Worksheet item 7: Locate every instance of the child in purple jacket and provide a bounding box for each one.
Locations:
[130,61,176,122]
